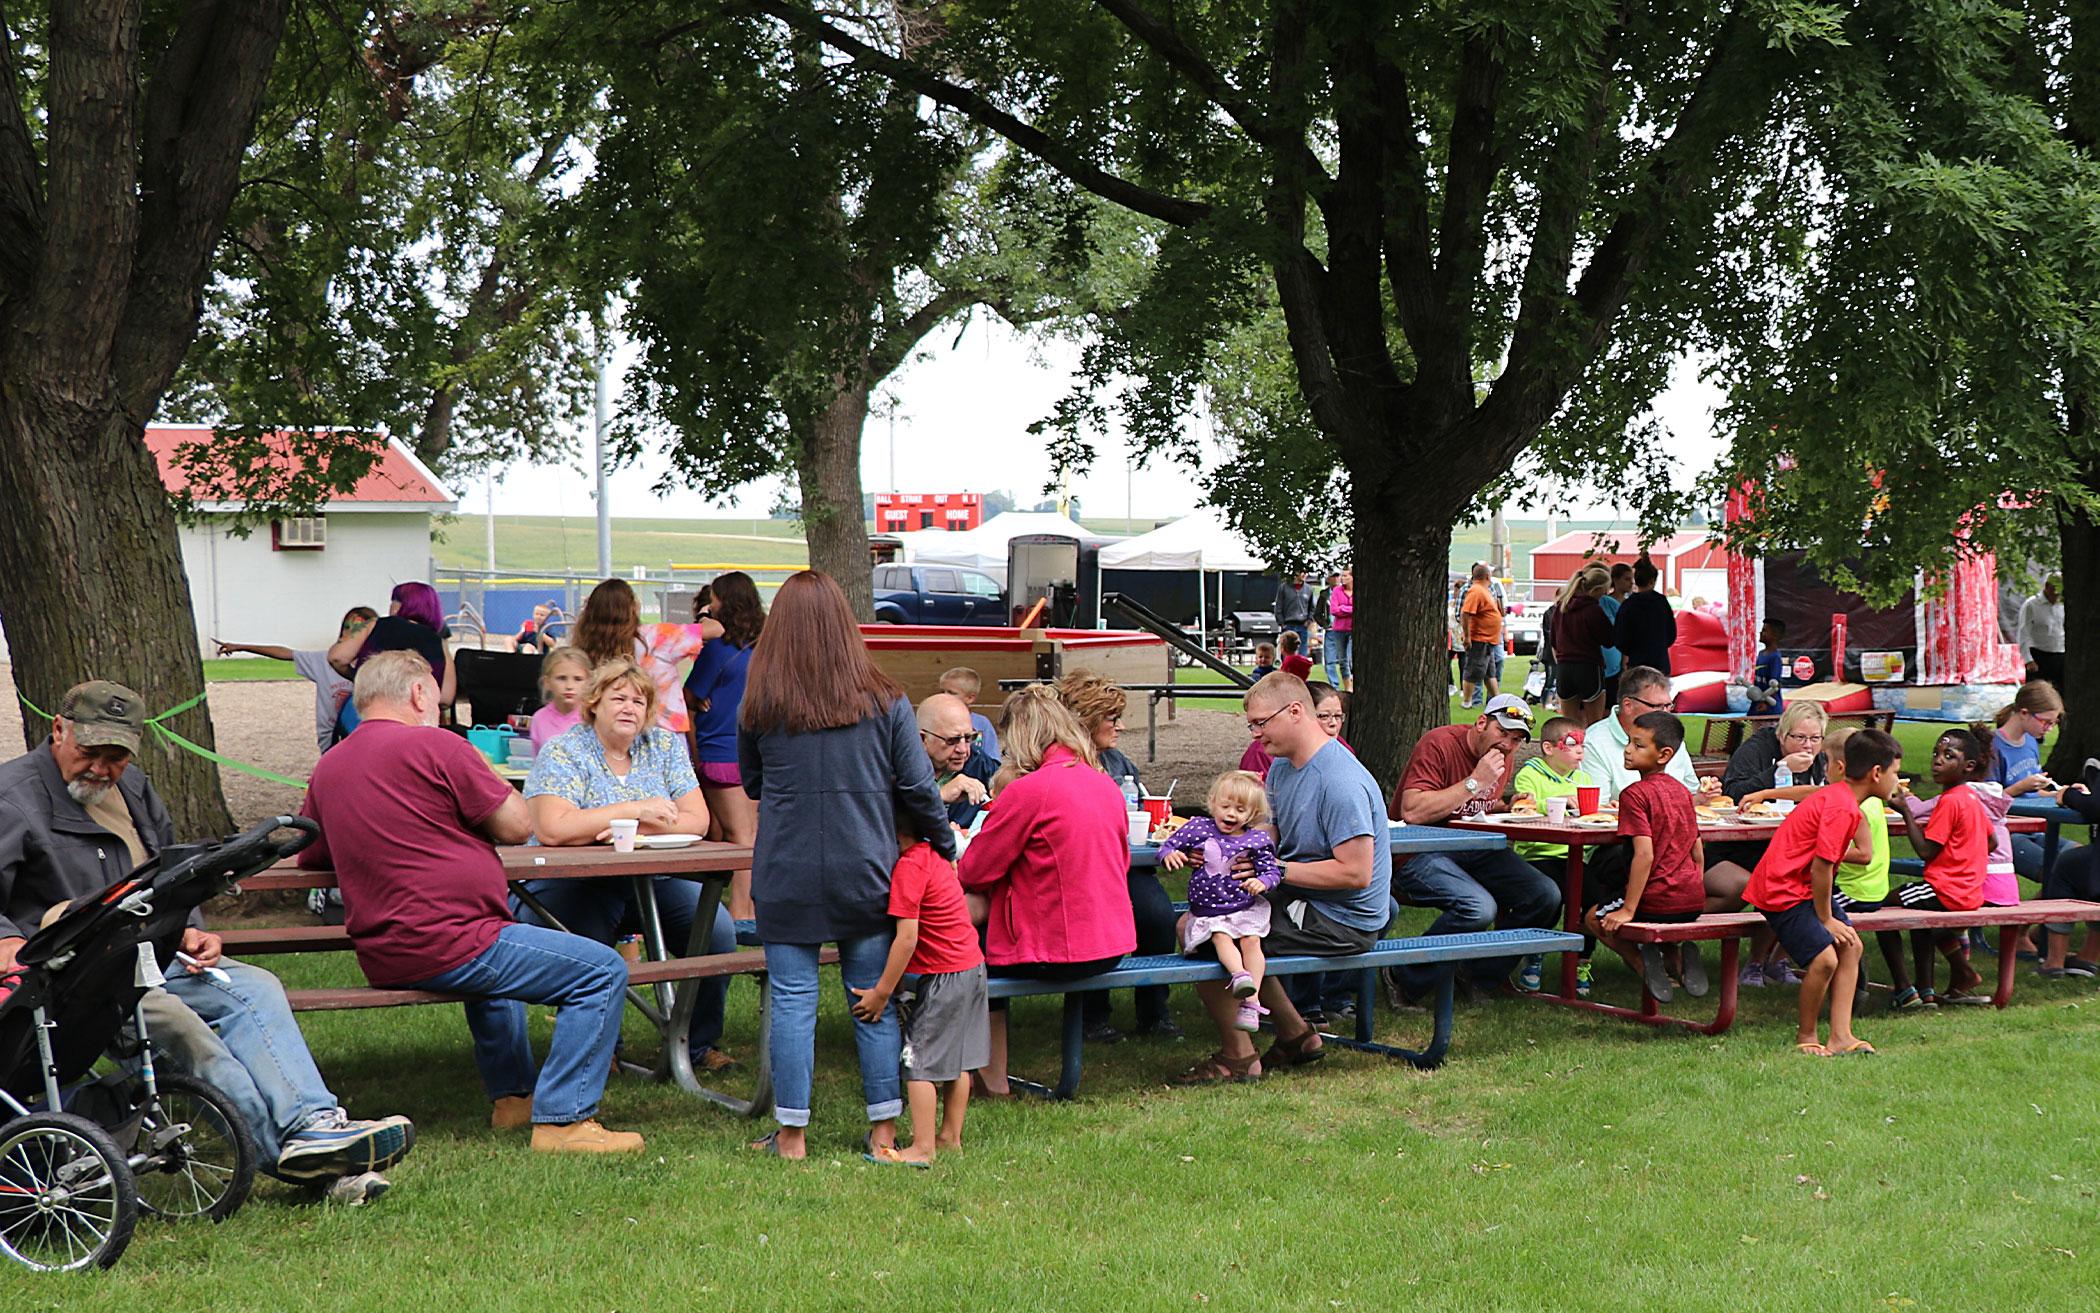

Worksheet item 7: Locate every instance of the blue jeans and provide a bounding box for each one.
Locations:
[1394,849,1563,989]
[406,923,628,1124]
[763,934,902,1129]
[513,875,735,1054]
[1283,622,1309,651]
[1324,629,1352,686]
[141,959,340,1179]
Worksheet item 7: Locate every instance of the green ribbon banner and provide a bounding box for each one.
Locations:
[16,690,307,790]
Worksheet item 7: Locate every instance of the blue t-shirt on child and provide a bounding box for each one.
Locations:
[1990,729,2043,789]
[1264,739,1394,933]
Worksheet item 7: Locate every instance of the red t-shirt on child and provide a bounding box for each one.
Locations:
[1616,774,1704,914]
[1920,784,1989,911]
[889,842,985,975]
[1743,781,1862,912]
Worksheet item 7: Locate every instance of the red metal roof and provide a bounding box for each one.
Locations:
[144,425,454,508]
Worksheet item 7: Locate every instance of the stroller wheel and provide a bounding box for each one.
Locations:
[0,1112,138,1271]
[131,1074,256,1223]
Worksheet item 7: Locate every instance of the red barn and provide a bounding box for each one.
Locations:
[1527,529,1730,603]
[875,492,983,533]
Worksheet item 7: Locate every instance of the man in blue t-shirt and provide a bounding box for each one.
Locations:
[1177,673,1392,1085]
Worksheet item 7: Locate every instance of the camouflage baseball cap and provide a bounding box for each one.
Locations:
[60,680,146,754]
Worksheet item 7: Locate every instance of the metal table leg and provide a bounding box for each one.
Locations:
[651,874,772,1117]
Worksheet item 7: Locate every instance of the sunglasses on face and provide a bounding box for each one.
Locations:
[921,729,982,749]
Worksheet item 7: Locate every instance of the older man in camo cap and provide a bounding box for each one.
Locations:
[0,679,414,1204]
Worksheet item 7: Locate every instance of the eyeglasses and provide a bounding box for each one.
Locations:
[1315,711,1345,725]
[1783,731,1824,746]
[920,729,982,749]
[2033,712,2062,729]
[1246,704,1298,734]
[1625,692,1675,713]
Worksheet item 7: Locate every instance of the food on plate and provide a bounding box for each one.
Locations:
[1508,798,1540,816]
[1153,814,1191,839]
[1577,813,1616,825]
[1740,800,1785,818]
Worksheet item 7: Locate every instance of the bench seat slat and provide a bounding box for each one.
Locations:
[1618,899,2100,943]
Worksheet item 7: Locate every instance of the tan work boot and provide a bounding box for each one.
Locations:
[530,1120,645,1154]
[490,1096,533,1130]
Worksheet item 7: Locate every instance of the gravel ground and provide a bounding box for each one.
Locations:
[0,664,1252,824]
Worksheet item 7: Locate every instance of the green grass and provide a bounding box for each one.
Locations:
[431,515,812,577]
[20,946,2097,1310]
[201,658,302,683]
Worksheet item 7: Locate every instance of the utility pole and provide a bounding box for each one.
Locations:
[1490,503,1508,575]
[485,470,497,573]
[888,408,897,493]
[594,332,613,580]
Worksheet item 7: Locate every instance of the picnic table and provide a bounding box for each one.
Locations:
[1446,807,2047,1032]
[1690,708,1898,778]
[238,841,762,1114]
[2009,795,2088,875]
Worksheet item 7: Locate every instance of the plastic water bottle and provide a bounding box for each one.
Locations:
[1774,763,1793,789]
[1120,775,1140,807]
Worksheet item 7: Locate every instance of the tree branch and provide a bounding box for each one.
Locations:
[741,0,1213,228]
[866,285,974,382]
[1374,55,1435,360]
[1092,0,1332,199]
[1420,32,1505,400]
[1318,9,1407,422]
[115,0,293,419]
[0,2,45,297]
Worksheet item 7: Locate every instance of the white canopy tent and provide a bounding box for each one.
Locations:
[1094,509,1272,634]
[889,511,1109,587]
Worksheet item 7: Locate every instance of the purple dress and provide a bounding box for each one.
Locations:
[1160,817,1284,951]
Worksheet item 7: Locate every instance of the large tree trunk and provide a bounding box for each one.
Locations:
[794,378,875,620]
[2047,489,2100,780]
[0,406,234,838]
[1347,500,1459,796]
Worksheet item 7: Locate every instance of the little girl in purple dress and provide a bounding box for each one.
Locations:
[1158,770,1284,1031]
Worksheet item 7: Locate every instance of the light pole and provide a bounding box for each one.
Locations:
[593,330,613,580]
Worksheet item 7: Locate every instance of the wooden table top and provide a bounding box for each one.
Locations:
[242,840,755,892]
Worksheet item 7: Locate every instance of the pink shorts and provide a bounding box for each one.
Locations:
[698,761,742,789]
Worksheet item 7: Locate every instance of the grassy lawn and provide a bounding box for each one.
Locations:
[200,658,300,683]
[40,652,2091,1306]
[431,515,812,576]
[21,946,2096,1309]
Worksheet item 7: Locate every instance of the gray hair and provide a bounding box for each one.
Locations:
[353,649,436,711]
[1619,665,1671,703]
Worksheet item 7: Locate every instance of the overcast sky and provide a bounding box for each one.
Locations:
[480,313,1729,528]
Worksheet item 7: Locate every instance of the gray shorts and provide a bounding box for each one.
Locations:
[1462,641,1504,682]
[1262,894,1379,957]
[901,964,991,1084]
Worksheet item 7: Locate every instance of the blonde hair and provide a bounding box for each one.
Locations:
[538,645,590,697]
[938,667,984,701]
[1821,723,1857,770]
[352,649,437,711]
[1207,770,1270,824]
[1246,671,1311,712]
[582,659,659,731]
[1996,680,2063,729]
[1775,701,1829,740]
[1054,670,1127,730]
[998,683,1098,774]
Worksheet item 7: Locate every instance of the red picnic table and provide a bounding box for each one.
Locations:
[1445,809,2049,1033]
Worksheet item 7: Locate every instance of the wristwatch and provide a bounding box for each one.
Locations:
[1464,777,1482,796]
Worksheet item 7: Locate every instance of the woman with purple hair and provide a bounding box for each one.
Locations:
[329,581,456,707]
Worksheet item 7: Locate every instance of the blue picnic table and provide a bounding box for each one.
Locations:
[2010,795,2088,875]
[1130,821,1506,868]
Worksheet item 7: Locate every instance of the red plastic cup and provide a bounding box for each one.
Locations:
[1141,797,1171,831]
[1575,785,1601,816]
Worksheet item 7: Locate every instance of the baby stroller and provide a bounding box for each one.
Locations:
[0,815,318,1271]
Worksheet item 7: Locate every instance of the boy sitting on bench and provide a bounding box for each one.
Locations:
[1592,713,1710,1002]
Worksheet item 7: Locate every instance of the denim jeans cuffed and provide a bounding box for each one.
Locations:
[763,933,903,1129]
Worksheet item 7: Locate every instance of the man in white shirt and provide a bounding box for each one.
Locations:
[1578,666,1707,802]
[2019,575,2065,688]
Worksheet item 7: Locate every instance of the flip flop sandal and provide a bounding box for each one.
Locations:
[749,1130,796,1158]
[1940,990,1992,1006]
[1828,1039,1878,1056]
[863,1144,930,1169]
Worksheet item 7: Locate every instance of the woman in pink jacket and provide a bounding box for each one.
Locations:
[959,684,1136,1096]
[1323,568,1355,692]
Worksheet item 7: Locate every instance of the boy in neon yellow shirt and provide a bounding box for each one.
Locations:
[1510,717,1590,994]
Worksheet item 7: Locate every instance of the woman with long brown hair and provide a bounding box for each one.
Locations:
[738,571,953,1161]
[684,571,765,918]
[573,578,707,738]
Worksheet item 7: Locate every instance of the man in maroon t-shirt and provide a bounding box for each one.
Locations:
[300,650,643,1155]
[1388,695,1562,994]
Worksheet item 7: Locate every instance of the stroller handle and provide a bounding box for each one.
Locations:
[257,815,321,862]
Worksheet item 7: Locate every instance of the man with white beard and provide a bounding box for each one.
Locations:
[0,680,414,1203]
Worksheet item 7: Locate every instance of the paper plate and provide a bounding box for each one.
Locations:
[633,833,703,850]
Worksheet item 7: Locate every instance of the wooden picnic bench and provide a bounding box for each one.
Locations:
[1616,900,2100,1033]
[988,928,1582,1098]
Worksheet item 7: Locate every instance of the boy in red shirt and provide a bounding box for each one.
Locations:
[852,836,989,1166]
[1742,728,1903,1056]
[1592,713,1710,1002]
[1891,728,1994,1004]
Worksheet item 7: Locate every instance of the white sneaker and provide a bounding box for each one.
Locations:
[277,1109,416,1180]
[323,1171,390,1206]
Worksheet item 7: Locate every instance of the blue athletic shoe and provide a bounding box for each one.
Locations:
[276,1111,415,1181]
[1517,955,1544,991]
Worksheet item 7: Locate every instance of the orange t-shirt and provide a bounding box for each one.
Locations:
[1461,583,1503,646]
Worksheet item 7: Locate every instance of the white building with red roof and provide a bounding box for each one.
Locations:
[144,425,456,652]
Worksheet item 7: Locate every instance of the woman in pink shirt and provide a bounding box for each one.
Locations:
[959,685,1136,1095]
[1323,568,1354,692]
